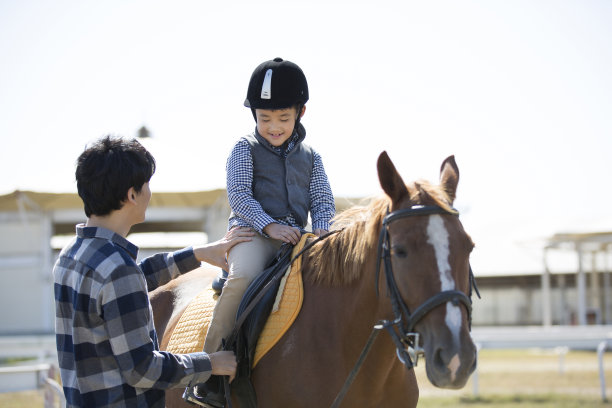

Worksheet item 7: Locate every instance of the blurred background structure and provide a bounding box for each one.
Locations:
[1,189,612,335]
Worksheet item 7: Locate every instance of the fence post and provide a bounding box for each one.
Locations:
[598,341,608,402]
[43,364,65,408]
[555,346,568,375]
[44,365,55,408]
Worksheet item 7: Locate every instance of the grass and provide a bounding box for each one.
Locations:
[417,394,611,407]
[0,357,37,365]
[3,349,612,407]
[0,390,45,407]
[416,349,612,407]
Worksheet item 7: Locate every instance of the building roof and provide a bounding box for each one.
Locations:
[0,189,228,212]
[546,231,612,251]
[0,190,361,213]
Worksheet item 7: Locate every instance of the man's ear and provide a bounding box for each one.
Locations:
[126,187,137,204]
[299,105,306,119]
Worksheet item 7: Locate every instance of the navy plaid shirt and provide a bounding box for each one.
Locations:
[54,225,213,407]
[227,131,335,233]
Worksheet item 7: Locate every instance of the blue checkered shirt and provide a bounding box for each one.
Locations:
[53,225,213,407]
[227,130,335,233]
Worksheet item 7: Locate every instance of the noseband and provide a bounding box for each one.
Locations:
[331,204,480,408]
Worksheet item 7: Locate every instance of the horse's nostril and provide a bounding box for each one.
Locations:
[469,351,478,373]
[433,348,447,370]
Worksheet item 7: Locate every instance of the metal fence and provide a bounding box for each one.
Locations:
[0,335,63,407]
[471,325,612,401]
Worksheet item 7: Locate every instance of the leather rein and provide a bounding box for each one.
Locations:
[330,204,480,408]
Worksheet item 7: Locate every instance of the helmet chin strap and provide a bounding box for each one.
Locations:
[293,103,304,133]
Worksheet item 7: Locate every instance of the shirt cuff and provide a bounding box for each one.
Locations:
[311,220,331,231]
[173,247,201,274]
[252,213,277,234]
[189,352,213,384]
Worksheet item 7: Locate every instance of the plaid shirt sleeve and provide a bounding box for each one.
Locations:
[100,263,212,390]
[309,150,336,231]
[226,138,276,233]
[139,246,200,291]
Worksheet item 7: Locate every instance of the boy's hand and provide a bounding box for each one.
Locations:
[313,229,328,237]
[208,350,237,383]
[193,227,254,270]
[263,223,301,245]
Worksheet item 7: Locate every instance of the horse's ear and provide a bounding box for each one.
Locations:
[377,151,409,204]
[440,155,459,204]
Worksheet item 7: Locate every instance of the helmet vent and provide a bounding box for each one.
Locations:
[261,69,273,100]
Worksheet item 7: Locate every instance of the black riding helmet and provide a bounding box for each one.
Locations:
[244,57,309,125]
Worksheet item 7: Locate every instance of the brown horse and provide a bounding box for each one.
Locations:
[152,152,477,407]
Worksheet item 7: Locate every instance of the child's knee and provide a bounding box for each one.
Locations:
[228,262,265,281]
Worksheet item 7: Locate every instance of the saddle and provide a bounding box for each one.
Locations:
[227,234,315,407]
[226,243,294,407]
[169,234,315,408]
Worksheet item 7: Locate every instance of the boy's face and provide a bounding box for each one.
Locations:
[255,107,300,147]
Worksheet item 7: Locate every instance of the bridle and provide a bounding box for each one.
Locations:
[331,204,480,408]
[376,204,479,367]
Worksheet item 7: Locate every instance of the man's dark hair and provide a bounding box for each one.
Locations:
[76,135,156,217]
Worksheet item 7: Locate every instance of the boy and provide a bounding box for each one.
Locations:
[187,57,335,406]
[53,136,253,407]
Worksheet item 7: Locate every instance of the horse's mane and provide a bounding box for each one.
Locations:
[305,179,454,286]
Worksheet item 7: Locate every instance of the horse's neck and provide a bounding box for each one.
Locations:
[300,255,404,387]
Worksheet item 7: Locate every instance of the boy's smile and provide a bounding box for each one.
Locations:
[255,107,303,147]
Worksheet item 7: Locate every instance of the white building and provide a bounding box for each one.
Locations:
[0,189,230,335]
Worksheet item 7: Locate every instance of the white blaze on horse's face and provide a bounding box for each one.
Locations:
[426,215,462,345]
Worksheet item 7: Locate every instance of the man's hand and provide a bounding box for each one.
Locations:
[208,350,237,383]
[263,223,301,245]
[193,227,254,270]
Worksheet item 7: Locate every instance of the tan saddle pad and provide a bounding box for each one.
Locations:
[166,234,312,367]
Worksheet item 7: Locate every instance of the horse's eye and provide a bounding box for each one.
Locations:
[391,246,408,258]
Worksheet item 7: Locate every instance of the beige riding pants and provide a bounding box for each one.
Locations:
[203,232,282,353]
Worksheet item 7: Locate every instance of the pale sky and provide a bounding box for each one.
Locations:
[1,0,611,275]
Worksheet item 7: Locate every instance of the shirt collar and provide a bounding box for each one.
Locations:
[76,224,139,260]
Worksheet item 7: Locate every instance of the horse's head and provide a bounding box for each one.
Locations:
[376,151,477,389]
